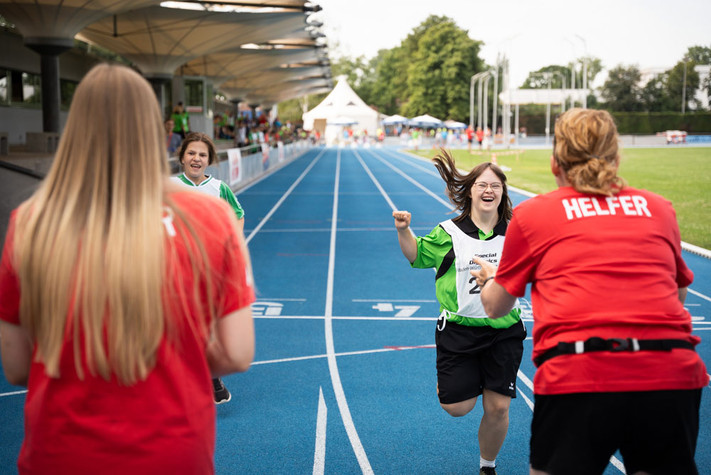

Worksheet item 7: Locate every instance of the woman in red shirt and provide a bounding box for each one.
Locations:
[471,108,707,475]
[0,64,255,474]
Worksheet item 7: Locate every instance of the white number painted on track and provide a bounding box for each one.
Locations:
[252,301,284,317]
[372,303,420,317]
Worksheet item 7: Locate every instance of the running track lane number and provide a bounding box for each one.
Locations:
[372,303,420,317]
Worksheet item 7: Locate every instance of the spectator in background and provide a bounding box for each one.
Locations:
[0,63,255,474]
[165,118,182,155]
[476,126,484,150]
[471,108,708,474]
[171,101,190,140]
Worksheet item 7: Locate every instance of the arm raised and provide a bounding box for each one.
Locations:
[392,210,418,263]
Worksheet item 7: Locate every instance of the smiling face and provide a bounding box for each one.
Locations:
[470,167,503,215]
[181,140,210,185]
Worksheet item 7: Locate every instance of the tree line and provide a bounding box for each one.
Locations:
[276,16,710,124]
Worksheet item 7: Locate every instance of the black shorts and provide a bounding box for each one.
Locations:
[435,319,526,404]
[530,389,702,475]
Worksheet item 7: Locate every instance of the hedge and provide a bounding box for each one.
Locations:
[516,111,711,135]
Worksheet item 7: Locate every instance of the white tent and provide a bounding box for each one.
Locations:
[409,114,443,128]
[382,114,409,125]
[302,76,379,143]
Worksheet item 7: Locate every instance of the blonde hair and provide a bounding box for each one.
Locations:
[553,108,626,195]
[14,64,172,384]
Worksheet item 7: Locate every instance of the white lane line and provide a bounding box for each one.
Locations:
[516,386,535,410]
[313,387,327,475]
[251,345,435,367]
[688,288,711,303]
[352,299,437,303]
[324,149,373,474]
[517,371,626,473]
[245,148,326,245]
[363,149,453,210]
[254,315,436,322]
[376,148,441,177]
[0,389,27,397]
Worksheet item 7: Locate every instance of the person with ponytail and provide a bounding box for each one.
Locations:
[471,108,707,474]
[0,63,255,474]
[393,150,526,475]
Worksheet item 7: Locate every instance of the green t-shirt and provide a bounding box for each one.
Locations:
[411,219,521,328]
[172,111,189,134]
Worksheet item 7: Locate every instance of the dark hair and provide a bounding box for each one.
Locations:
[432,149,512,224]
[178,132,217,166]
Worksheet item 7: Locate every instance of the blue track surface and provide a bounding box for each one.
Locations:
[1,145,709,474]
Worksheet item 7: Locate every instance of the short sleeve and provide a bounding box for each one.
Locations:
[0,212,21,325]
[411,225,449,269]
[219,182,245,220]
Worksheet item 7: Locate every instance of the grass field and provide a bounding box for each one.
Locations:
[410,147,711,249]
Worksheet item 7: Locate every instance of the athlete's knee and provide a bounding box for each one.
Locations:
[441,397,477,417]
[482,391,511,419]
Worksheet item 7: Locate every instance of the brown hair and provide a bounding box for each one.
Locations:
[432,149,513,224]
[178,132,217,166]
[553,108,626,195]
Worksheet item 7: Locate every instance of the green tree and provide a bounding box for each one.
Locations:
[685,45,711,64]
[600,65,643,112]
[521,65,570,89]
[640,72,674,112]
[666,59,701,112]
[368,47,409,115]
[402,16,484,121]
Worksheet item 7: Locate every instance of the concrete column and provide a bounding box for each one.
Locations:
[25,37,73,134]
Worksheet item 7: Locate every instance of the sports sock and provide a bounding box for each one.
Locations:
[480,456,496,468]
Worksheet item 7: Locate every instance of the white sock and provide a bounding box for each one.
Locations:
[480,456,496,468]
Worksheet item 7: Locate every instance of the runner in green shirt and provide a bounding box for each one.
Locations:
[393,150,526,475]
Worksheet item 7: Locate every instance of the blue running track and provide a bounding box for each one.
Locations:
[1,146,709,474]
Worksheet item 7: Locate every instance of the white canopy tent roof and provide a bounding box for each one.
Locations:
[302,76,379,136]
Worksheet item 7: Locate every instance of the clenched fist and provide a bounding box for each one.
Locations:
[392,210,411,230]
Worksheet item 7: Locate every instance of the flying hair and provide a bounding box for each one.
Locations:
[431,149,512,224]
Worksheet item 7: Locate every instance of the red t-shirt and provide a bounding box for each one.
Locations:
[495,186,708,395]
[0,191,255,474]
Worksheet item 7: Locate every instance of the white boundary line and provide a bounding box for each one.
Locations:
[324,149,373,474]
[245,148,326,245]
[313,387,327,475]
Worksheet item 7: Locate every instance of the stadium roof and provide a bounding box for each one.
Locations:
[0,0,330,131]
[76,7,312,77]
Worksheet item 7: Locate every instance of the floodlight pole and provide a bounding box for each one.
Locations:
[470,72,488,129]
[541,72,553,145]
[470,75,475,128]
[483,74,493,133]
[492,63,499,137]
[682,57,688,115]
[552,72,566,113]
[574,35,588,108]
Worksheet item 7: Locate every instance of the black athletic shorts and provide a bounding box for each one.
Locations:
[435,318,526,404]
[530,389,702,475]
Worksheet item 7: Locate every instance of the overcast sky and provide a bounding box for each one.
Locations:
[314,0,711,88]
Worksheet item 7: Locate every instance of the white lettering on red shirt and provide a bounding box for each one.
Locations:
[561,195,652,220]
